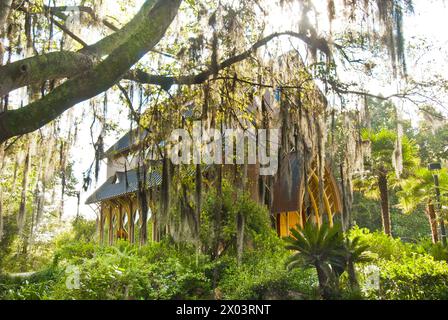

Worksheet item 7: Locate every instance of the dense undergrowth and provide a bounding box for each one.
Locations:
[0,233,318,300]
[1,225,448,300]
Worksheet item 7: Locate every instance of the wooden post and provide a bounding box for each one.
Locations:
[118,203,123,239]
[128,200,135,244]
[99,204,105,244]
[108,205,114,245]
[152,206,158,242]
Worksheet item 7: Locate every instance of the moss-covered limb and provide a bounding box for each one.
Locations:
[0,51,94,97]
[0,0,159,97]
[0,0,182,144]
[124,31,332,87]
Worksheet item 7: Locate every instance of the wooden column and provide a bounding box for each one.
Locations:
[108,205,114,245]
[117,203,124,240]
[99,204,105,244]
[128,200,135,244]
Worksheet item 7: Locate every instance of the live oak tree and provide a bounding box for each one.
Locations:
[0,0,417,143]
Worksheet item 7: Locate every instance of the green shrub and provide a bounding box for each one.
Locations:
[375,255,448,300]
[0,267,63,300]
[50,241,213,300]
[348,227,414,261]
[217,232,319,300]
[200,182,274,256]
[349,227,448,300]
[415,240,448,262]
[1,240,214,300]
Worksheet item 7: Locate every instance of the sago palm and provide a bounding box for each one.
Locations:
[285,222,345,299]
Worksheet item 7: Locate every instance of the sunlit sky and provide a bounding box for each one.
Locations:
[62,0,448,220]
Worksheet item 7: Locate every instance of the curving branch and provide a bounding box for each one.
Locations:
[124,31,332,88]
[80,0,158,57]
[0,0,182,143]
[44,5,176,59]
[0,0,173,97]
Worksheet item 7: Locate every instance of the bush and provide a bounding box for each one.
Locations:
[217,232,319,300]
[375,255,448,300]
[349,227,448,300]
[415,240,448,262]
[1,234,321,300]
[52,240,214,300]
[1,240,214,300]
[0,267,62,300]
[200,181,274,256]
[348,227,414,261]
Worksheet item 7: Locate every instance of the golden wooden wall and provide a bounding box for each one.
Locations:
[277,166,342,238]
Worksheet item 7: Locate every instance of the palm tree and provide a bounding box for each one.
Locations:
[398,167,448,243]
[361,129,419,236]
[285,222,345,299]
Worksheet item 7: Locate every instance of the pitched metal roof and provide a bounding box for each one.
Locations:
[85,169,162,204]
[85,165,200,205]
[103,129,149,158]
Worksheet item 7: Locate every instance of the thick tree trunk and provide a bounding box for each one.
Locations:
[378,172,392,236]
[426,203,439,244]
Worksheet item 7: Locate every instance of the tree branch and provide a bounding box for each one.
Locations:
[45,5,176,59]
[79,0,158,57]
[0,0,182,143]
[124,31,331,87]
[0,51,94,96]
[0,0,173,97]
